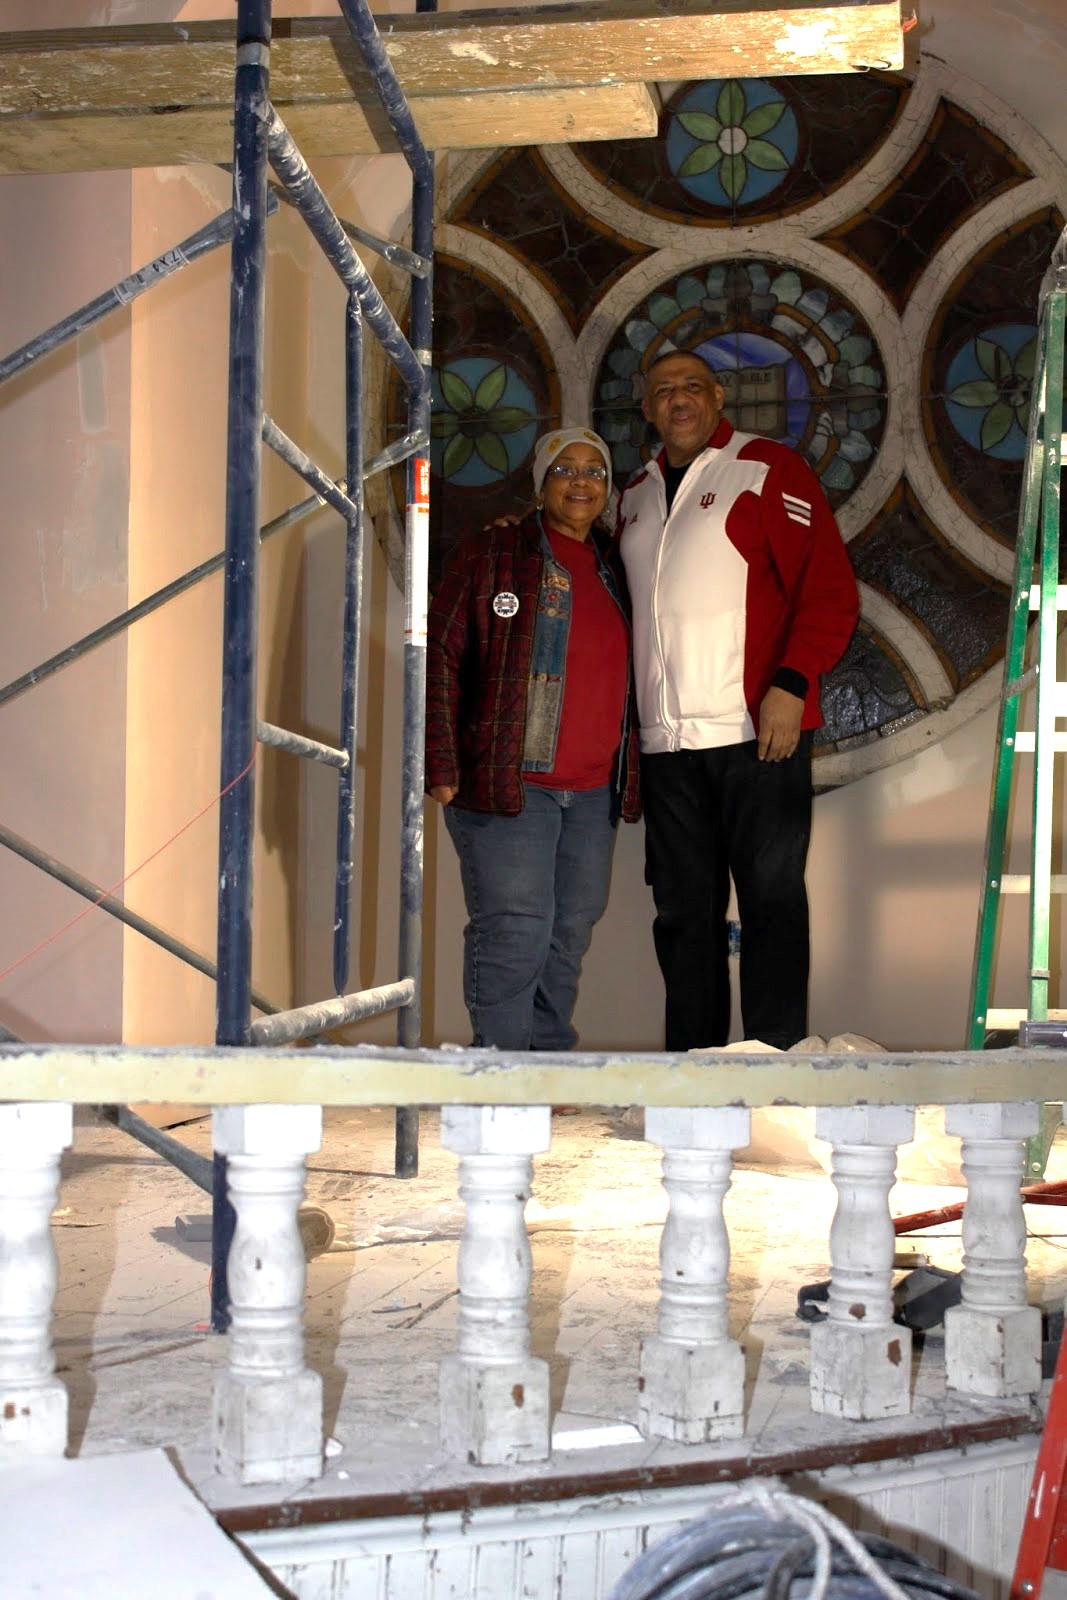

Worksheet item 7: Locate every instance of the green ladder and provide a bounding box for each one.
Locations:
[968,235,1067,1178]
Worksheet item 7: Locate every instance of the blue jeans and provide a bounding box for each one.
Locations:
[443,785,617,1050]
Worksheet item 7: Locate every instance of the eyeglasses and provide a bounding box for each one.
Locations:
[546,463,608,481]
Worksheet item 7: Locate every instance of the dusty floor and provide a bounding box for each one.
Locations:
[49,1105,1067,1512]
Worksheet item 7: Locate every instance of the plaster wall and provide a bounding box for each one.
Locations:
[0,4,330,1047]
[123,161,317,1043]
[0,167,131,1043]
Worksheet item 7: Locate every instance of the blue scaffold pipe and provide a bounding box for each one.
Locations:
[364,429,429,479]
[214,0,273,1334]
[269,174,428,277]
[97,1106,214,1194]
[384,0,436,1180]
[336,0,436,1178]
[256,720,348,769]
[249,979,414,1047]
[0,196,279,390]
[395,191,434,1178]
[335,0,433,191]
[261,415,360,521]
[264,110,426,402]
[255,172,429,277]
[340,217,430,280]
[334,296,365,996]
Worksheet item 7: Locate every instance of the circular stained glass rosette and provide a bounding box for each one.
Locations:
[594,259,886,502]
[943,323,1036,462]
[666,79,800,209]
[431,358,539,488]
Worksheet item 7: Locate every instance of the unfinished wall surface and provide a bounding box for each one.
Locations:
[122,163,234,1045]
[123,162,320,1045]
[0,2,333,1048]
[0,167,131,1044]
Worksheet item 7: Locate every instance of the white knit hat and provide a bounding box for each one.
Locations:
[531,427,613,497]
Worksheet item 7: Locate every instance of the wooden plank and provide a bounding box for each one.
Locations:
[0,3,903,110]
[218,1413,1039,1532]
[0,83,660,173]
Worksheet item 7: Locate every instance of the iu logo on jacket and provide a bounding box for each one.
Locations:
[700,492,716,509]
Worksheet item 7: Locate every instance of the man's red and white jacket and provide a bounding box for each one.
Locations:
[617,418,860,755]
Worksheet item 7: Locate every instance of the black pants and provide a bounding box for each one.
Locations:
[641,737,813,1051]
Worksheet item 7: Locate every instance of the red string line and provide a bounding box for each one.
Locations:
[0,748,258,992]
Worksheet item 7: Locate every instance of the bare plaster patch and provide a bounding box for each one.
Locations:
[75,330,109,436]
[447,41,500,66]
[773,22,840,60]
[63,440,128,594]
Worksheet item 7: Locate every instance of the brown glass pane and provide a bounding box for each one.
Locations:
[816,624,925,755]
[822,102,1031,311]
[850,483,1010,689]
[451,149,648,331]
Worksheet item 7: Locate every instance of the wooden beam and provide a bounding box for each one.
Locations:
[0,3,903,171]
[0,1041,1062,1110]
[0,84,660,175]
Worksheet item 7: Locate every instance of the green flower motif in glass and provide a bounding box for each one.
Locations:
[945,325,1036,461]
[430,359,538,486]
[667,79,800,208]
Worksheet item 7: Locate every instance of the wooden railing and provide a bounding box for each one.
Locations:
[0,1042,1059,1483]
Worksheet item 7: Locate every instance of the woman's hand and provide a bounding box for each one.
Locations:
[430,785,458,805]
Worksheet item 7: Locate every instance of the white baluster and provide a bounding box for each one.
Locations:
[639,1107,751,1443]
[0,1102,72,1462]
[212,1104,324,1485]
[439,1106,551,1465]
[945,1102,1041,1398]
[810,1105,915,1419]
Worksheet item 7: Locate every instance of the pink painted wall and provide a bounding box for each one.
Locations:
[0,168,131,1042]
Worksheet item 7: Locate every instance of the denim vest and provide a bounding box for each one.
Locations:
[521,514,629,773]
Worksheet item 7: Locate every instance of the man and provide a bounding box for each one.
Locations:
[617,349,859,1051]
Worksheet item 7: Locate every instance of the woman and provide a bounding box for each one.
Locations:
[426,427,640,1051]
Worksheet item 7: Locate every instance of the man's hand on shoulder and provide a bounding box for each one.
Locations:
[486,514,521,529]
[757,686,804,762]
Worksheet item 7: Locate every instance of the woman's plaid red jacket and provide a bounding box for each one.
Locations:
[425,510,641,821]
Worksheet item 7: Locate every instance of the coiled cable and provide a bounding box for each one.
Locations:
[607,1484,981,1600]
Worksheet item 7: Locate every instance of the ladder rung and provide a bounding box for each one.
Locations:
[1009,731,1067,752]
[996,875,1067,894]
[1028,585,1067,611]
[257,720,349,769]
[985,1007,1067,1030]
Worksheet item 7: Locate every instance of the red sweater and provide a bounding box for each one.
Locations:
[426,512,641,819]
[526,526,630,791]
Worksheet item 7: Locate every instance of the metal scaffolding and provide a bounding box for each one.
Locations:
[0,0,434,1330]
